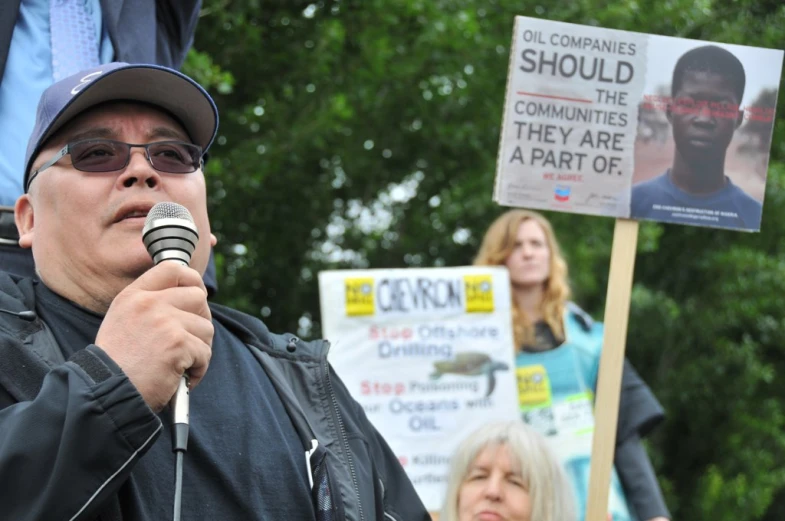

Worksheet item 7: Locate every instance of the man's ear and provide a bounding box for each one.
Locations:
[735,108,744,130]
[666,102,673,124]
[14,195,34,249]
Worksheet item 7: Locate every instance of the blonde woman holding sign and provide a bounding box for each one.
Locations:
[474,209,670,521]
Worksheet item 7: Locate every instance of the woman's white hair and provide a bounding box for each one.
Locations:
[440,421,575,521]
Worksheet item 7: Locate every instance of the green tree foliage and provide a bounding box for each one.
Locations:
[186,1,785,518]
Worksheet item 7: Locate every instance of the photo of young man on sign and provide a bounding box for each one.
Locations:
[631,44,777,231]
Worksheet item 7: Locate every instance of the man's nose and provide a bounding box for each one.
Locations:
[117,148,161,188]
[694,103,716,124]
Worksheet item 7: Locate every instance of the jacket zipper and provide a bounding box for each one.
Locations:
[322,356,365,521]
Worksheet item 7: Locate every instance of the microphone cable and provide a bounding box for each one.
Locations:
[173,450,184,521]
[171,375,190,521]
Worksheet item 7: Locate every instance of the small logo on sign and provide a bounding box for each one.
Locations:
[517,365,552,407]
[345,278,375,316]
[554,185,570,202]
[463,275,494,313]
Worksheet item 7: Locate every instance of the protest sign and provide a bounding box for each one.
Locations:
[495,16,783,232]
[493,15,783,521]
[318,267,520,511]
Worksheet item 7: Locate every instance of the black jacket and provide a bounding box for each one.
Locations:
[0,272,429,521]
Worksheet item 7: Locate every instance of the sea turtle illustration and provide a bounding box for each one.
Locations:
[430,351,510,397]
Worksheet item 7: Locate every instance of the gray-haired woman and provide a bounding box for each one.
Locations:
[440,421,575,521]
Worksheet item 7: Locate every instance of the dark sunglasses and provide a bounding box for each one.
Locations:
[26,138,204,190]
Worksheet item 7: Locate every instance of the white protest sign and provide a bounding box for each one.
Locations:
[495,16,783,231]
[319,267,519,511]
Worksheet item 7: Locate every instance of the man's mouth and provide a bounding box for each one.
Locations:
[121,210,149,220]
[686,136,716,148]
[113,203,155,223]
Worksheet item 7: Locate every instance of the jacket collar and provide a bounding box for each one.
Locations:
[0,272,59,402]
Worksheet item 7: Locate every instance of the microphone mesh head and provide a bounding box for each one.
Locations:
[145,202,194,227]
[143,202,198,266]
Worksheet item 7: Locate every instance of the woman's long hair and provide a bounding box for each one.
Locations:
[473,209,570,347]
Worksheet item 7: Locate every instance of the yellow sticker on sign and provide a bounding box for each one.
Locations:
[517,365,551,408]
[463,275,494,313]
[345,278,375,316]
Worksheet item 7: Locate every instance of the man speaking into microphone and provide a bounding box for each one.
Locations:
[0,63,428,521]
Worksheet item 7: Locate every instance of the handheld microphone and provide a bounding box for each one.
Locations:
[143,202,199,453]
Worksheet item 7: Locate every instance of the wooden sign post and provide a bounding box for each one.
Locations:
[585,219,639,521]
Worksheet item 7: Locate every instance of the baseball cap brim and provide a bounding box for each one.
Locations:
[24,64,218,191]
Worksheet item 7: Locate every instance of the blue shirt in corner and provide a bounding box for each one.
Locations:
[0,0,114,206]
[630,170,763,231]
